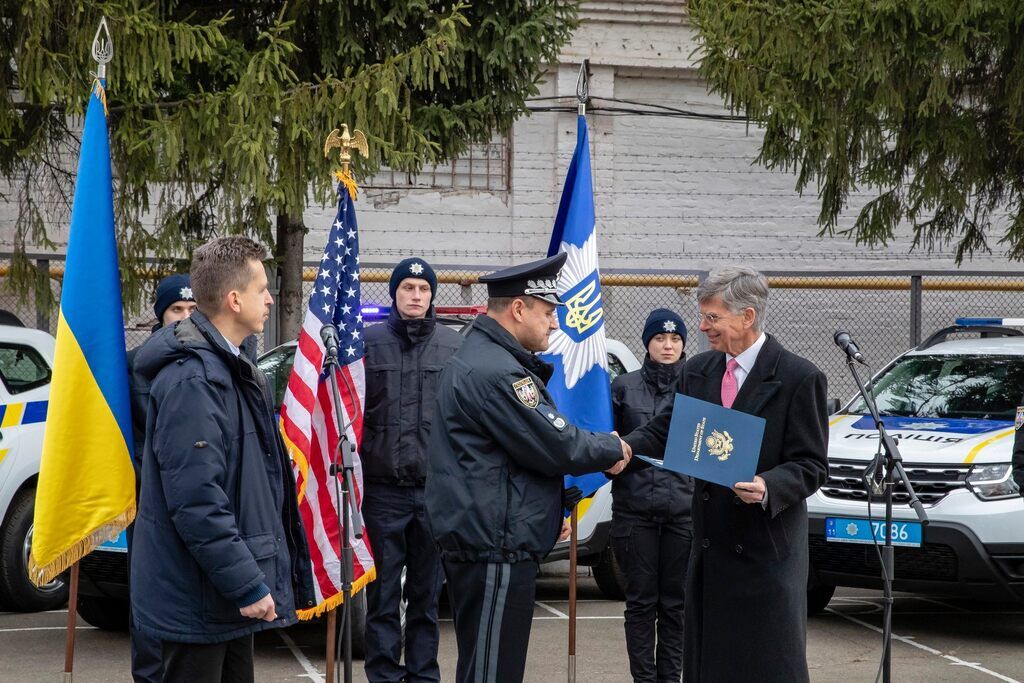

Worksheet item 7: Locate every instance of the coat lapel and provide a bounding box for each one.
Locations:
[731,335,783,417]
[689,352,727,406]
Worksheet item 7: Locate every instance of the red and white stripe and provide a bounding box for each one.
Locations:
[281,308,374,613]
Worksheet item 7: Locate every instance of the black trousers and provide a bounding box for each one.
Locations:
[611,516,692,683]
[362,484,444,682]
[442,559,538,683]
[161,634,254,683]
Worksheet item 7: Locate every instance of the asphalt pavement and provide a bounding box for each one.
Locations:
[3,575,1024,682]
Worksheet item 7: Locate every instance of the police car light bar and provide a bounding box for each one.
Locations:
[955,317,1024,327]
[358,305,486,320]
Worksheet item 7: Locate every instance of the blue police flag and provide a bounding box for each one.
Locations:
[540,115,613,498]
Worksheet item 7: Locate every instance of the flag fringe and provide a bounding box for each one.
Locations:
[296,566,376,621]
[27,503,135,586]
[333,169,359,201]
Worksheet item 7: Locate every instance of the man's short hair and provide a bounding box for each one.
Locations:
[695,266,769,331]
[487,296,537,314]
[190,236,267,312]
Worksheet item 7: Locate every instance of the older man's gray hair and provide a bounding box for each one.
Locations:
[695,266,769,331]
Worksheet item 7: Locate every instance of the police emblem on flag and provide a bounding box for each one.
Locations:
[513,377,540,409]
[1016,406,1024,431]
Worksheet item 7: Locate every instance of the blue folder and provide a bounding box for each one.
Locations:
[636,393,766,489]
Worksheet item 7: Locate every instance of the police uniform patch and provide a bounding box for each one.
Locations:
[513,377,540,409]
[1016,406,1024,431]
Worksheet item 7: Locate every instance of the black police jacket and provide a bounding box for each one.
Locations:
[361,307,462,486]
[425,315,624,563]
[611,356,694,523]
[130,312,315,643]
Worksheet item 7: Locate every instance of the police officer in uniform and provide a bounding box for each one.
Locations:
[426,252,632,683]
[610,308,693,683]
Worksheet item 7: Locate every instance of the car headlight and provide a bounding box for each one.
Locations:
[967,463,1020,501]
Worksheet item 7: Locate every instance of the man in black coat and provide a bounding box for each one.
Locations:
[361,257,462,683]
[610,308,693,683]
[131,237,315,682]
[623,266,828,683]
[1012,404,1024,490]
[426,252,632,683]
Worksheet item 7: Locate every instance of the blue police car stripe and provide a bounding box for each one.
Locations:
[851,415,1012,434]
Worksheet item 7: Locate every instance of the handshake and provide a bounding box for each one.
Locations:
[605,432,632,476]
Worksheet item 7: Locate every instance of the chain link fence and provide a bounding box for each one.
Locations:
[4,255,1022,404]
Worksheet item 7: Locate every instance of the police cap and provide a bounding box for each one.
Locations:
[479,252,567,306]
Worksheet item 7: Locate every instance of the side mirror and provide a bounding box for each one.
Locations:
[826,398,841,415]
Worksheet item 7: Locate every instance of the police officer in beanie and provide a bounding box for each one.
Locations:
[610,308,693,683]
[426,252,632,683]
[361,257,462,683]
[123,274,196,683]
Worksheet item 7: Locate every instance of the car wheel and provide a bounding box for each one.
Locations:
[0,488,69,612]
[592,546,626,601]
[807,583,836,616]
[77,594,130,631]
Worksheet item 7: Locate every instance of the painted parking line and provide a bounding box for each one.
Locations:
[0,625,97,633]
[825,608,1021,683]
[535,602,569,618]
[277,629,325,683]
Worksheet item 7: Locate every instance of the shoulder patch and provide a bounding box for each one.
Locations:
[1016,406,1024,431]
[512,377,540,409]
[540,406,568,431]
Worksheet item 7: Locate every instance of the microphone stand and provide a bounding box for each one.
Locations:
[321,333,363,683]
[844,355,928,683]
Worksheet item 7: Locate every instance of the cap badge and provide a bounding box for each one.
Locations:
[180,286,194,300]
[663,321,677,332]
[409,262,424,275]
[512,377,540,409]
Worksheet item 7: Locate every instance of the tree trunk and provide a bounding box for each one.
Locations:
[275,213,307,344]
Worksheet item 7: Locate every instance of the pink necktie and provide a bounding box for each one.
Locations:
[721,358,739,409]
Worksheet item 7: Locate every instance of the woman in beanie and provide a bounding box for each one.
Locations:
[610,308,694,683]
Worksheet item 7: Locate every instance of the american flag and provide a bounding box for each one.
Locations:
[280,181,375,618]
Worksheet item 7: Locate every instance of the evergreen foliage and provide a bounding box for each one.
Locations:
[689,0,1024,262]
[0,1,577,333]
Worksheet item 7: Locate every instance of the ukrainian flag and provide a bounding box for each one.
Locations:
[28,80,135,585]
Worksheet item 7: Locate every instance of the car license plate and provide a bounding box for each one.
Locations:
[97,529,128,553]
[825,517,922,548]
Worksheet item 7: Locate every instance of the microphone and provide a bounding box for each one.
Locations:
[834,331,867,365]
[321,323,340,358]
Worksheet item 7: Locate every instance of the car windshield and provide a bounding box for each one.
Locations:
[847,354,1024,421]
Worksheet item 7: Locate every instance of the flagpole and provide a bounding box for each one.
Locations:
[565,60,588,683]
[322,125,368,683]
[58,18,115,683]
[567,504,579,683]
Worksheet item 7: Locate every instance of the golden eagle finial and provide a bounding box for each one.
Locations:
[324,124,369,169]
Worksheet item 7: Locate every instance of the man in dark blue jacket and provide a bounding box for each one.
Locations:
[361,257,462,683]
[125,274,196,683]
[130,236,314,682]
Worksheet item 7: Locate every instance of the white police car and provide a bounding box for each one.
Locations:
[0,322,65,612]
[807,319,1024,613]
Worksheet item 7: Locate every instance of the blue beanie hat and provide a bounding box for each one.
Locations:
[389,258,437,301]
[154,274,194,324]
[642,308,686,349]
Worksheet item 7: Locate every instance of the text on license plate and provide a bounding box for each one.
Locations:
[825,517,922,548]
